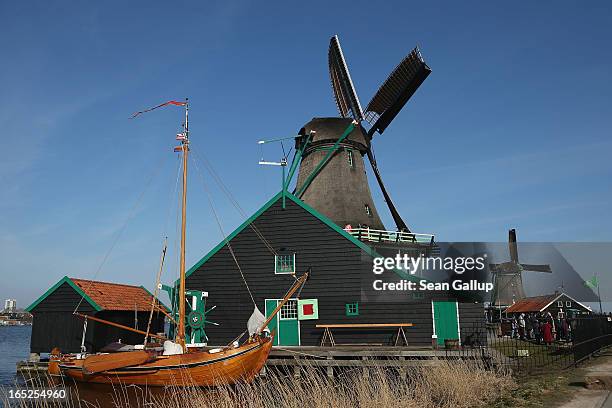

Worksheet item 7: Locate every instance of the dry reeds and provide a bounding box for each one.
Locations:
[3,359,515,408]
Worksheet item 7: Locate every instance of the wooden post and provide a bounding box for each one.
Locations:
[326,356,334,378]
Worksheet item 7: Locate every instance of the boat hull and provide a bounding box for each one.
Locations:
[57,338,272,387]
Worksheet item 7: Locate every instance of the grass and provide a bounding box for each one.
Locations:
[490,338,570,359]
[3,360,516,408]
[491,367,586,408]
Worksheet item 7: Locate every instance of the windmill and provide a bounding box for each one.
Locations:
[489,229,552,307]
[291,35,431,232]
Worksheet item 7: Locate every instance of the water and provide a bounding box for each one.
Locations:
[0,326,31,385]
[0,327,197,406]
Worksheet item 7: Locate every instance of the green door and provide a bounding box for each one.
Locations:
[265,299,300,346]
[265,299,280,346]
[432,301,460,346]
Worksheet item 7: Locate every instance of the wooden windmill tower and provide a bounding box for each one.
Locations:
[292,35,431,232]
[489,229,552,307]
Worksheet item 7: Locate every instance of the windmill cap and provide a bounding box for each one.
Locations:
[297,117,369,152]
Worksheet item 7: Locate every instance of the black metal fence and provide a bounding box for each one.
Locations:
[455,316,612,374]
[571,316,612,364]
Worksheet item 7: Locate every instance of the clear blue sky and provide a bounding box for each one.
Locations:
[1,1,611,307]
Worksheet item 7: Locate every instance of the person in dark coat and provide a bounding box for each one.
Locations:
[542,321,554,345]
[533,318,541,344]
[525,316,533,340]
[562,318,570,342]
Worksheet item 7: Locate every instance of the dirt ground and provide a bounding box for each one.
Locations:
[493,348,612,408]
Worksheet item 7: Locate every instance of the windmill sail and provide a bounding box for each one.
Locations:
[520,264,552,273]
[329,35,364,120]
[508,229,519,263]
[365,47,431,137]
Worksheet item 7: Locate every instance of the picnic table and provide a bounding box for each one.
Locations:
[316,323,414,347]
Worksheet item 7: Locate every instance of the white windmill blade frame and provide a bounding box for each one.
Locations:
[328,35,364,120]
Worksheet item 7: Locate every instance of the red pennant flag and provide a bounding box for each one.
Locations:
[130,100,187,119]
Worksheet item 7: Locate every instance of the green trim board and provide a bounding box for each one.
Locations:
[183,190,424,283]
[25,276,103,313]
[184,192,285,280]
[284,132,311,192]
[287,192,424,282]
[139,285,171,312]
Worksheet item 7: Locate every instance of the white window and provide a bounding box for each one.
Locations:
[365,204,371,216]
[280,300,298,320]
[347,150,354,168]
[566,301,571,307]
[275,253,295,274]
[557,301,563,307]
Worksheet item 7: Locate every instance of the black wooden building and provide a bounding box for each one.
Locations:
[183,191,484,347]
[26,277,166,354]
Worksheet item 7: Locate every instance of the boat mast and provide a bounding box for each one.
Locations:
[176,98,189,350]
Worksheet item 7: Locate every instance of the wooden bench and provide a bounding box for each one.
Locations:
[316,323,414,347]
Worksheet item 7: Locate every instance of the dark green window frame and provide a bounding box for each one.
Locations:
[345,302,359,316]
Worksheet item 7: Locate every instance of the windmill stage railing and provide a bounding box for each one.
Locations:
[346,227,434,244]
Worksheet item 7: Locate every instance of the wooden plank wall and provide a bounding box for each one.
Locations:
[29,282,165,353]
[186,198,484,347]
[29,282,96,353]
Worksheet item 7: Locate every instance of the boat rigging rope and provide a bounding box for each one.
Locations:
[162,155,182,319]
[190,146,277,256]
[80,317,88,353]
[144,238,167,346]
[274,347,327,359]
[191,156,257,308]
[164,155,183,241]
[73,152,170,314]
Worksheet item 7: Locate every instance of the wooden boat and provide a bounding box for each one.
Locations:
[53,336,273,386]
[50,100,307,387]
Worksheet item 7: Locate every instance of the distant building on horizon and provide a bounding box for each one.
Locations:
[4,299,17,313]
[504,292,592,318]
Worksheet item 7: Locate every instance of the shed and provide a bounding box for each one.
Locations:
[26,277,166,354]
[505,292,591,318]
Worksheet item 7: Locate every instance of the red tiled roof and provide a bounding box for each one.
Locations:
[70,278,161,312]
[504,294,559,313]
